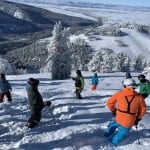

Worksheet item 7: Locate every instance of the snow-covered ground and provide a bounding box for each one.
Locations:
[0,72,150,150]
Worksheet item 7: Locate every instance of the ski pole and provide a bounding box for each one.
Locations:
[48,105,57,125]
[136,125,140,144]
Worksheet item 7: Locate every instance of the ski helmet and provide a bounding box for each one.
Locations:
[123,78,137,88]
[28,78,39,86]
[138,74,145,80]
[76,70,81,75]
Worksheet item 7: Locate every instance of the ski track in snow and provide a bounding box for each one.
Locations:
[0,72,150,150]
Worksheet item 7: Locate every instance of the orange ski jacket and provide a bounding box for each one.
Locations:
[106,87,146,128]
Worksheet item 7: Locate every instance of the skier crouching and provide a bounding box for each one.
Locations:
[26,78,51,128]
[105,78,146,146]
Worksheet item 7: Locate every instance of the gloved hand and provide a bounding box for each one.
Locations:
[112,112,116,117]
[112,109,116,117]
[79,88,83,93]
[43,101,52,107]
[134,119,141,126]
[72,77,76,80]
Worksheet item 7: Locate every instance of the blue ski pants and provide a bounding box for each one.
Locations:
[104,120,130,146]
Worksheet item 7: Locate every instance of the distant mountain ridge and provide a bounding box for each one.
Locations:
[7,0,150,11]
[0,0,97,73]
[0,10,40,34]
[0,0,96,35]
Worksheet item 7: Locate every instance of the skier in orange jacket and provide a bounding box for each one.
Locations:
[105,78,146,146]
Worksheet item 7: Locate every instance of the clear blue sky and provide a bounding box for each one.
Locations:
[76,0,150,7]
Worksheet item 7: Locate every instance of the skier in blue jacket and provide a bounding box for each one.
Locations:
[91,73,99,90]
[0,73,12,103]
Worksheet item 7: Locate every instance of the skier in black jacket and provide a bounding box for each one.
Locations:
[125,71,132,79]
[26,78,51,128]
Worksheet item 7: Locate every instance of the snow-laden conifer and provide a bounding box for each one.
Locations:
[0,57,15,74]
[49,22,71,79]
[88,49,103,72]
[133,55,144,71]
[88,48,115,72]
[70,38,92,71]
[114,52,130,72]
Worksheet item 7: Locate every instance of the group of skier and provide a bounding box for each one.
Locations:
[105,72,149,146]
[105,78,147,146]
[0,74,51,128]
[72,70,99,99]
[0,71,149,146]
[72,70,149,146]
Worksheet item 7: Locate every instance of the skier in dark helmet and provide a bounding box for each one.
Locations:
[137,74,150,99]
[125,71,132,79]
[138,74,146,80]
[26,78,51,128]
[72,70,84,99]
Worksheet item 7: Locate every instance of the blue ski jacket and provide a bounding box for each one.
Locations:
[0,80,12,93]
[92,74,99,85]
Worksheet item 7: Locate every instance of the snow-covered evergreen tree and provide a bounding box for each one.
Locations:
[88,49,103,72]
[88,48,115,72]
[114,52,130,72]
[100,48,115,72]
[0,57,15,74]
[133,55,144,71]
[135,24,150,34]
[70,38,92,71]
[49,22,71,79]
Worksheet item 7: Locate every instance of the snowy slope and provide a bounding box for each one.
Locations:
[70,29,150,61]
[88,29,150,61]
[0,72,150,150]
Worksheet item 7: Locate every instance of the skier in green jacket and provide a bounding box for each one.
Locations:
[72,70,84,99]
[137,74,150,98]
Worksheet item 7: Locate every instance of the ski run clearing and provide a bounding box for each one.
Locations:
[0,72,150,150]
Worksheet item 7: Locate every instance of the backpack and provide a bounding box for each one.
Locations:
[75,78,82,87]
